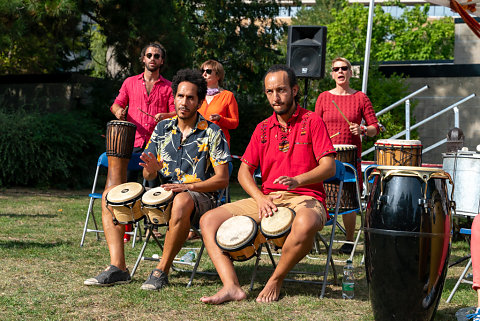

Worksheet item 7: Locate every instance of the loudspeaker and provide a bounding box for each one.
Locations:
[287,25,327,79]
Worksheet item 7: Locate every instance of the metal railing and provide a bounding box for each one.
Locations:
[362,85,477,157]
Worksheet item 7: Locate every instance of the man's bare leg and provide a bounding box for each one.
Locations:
[342,211,356,242]
[155,192,194,274]
[256,208,322,303]
[199,207,247,304]
[102,189,127,271]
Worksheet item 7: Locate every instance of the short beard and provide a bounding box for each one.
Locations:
[145,64,160,73]
[274,96,296,116]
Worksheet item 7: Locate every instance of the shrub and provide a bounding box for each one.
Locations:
[0,109,104,188]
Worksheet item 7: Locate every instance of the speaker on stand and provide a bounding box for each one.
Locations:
[286,25,327,109]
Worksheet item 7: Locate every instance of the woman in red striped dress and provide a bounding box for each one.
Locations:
[315,57,379,254]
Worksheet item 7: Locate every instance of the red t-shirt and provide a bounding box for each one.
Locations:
[241,106,336,210]
[113,73,175,148]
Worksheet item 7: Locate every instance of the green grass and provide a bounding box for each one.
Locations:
[0,185,476,320]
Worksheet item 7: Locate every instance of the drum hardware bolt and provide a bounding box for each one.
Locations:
[377,195,388,210]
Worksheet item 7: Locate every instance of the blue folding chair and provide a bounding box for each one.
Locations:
[446,227,473,303]
[80,152,144,248]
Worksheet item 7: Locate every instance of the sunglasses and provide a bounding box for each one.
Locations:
[201,68,213,75]
[332,66,349,72]
[145,53,161,60]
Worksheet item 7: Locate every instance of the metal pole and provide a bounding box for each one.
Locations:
[405,99,411,140]
[361,0,375,94]
[454,106,460,128]
[376,85,429,117]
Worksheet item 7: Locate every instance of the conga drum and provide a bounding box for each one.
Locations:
[260,207,295,249]
[324,144,358,211]
[216,216,265,261]
[375,139,422,166]
[141,187,174,225]
[104,120,136,189]
[106,182,145,224]
[364,166,454,320]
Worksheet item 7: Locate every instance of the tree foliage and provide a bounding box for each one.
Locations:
[0,0,88,74]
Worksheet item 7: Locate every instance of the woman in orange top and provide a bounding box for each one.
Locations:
[198,59,239,147]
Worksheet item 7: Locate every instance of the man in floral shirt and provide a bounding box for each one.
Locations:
[84,69,231,290]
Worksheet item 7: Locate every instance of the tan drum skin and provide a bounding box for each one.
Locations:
[141,187,174,225]
[260,207,295,249]
[106,182,145,224]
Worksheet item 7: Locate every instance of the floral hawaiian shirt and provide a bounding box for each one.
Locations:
[144,113,231,184]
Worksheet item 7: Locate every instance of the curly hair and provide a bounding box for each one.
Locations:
[171,69,208,102]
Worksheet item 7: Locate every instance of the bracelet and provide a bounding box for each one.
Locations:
[360,125,367,137]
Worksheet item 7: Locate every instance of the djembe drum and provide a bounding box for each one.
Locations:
[104,120,137,189]
[375,139,422,166]
[364,166,454,320]
[260,207,295,249]
[216,216,266,261]
[324,144,358,211]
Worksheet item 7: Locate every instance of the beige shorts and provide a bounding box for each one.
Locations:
[220,191,326,228]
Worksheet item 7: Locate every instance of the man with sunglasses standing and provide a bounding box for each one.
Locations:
[110,42,176,185]
[109,42,176,241]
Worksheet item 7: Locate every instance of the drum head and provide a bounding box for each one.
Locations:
[142,187,174,206]
[375,139,421,146]
[107,182,144,204]
[216,216,257,250]
[334,144,357,150]
[261,207,295,236]
[107,120,136,128]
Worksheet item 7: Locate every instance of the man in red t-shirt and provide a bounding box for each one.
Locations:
[199,65,336,304]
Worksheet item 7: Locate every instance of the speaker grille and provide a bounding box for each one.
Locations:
[290,45,321,78]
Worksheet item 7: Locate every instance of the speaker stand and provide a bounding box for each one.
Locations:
[303,78,309,109]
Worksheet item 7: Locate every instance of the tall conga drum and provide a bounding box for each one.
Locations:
[364,166,454,320]
[375,139,422,166]
[104,120,136,189]
[324,144,358,211]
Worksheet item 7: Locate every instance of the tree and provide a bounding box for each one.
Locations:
[0,0,88,74]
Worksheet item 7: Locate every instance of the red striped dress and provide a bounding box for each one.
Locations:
[315,90,379,188]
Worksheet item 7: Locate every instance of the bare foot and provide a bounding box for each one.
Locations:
[200,285,246,305]
[256,279,282,303]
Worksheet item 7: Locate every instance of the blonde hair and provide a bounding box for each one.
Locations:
[331,57,352,70]
[200,59,225,87]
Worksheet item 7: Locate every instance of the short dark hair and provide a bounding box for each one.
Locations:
[139,42,166,70]
[263,64,300,103]
[171,69,207,102]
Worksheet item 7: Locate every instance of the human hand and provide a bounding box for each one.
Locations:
[161,183,192,193]
[139,152,163,174]
[273,176,299,191]
[349,123,361,136]
[209,114,221,122]
[154,113,165,123]
[255,194,281,220]
[115,108,126,120]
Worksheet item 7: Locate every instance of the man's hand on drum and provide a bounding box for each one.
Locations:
[161,183,193,193]
[255,194,280,220]
[273,176,299,191]
[140,152,163,175]
[115,107,126,120]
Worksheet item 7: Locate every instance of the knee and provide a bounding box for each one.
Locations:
[292,213,321,237]
[170,192,194,222]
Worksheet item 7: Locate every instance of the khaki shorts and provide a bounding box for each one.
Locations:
[220,191,326,228]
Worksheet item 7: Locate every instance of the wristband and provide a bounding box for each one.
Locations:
[360,125,367,137]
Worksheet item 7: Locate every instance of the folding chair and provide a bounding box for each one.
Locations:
[447,227,473,303]
[80,152,144,248]
[322,162,365,261]
[130,162,233,287]
[249,160,346,298]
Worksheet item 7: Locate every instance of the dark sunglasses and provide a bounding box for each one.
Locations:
[146,53,161,60]
[332,66,349,72]
[201,68,213,75]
